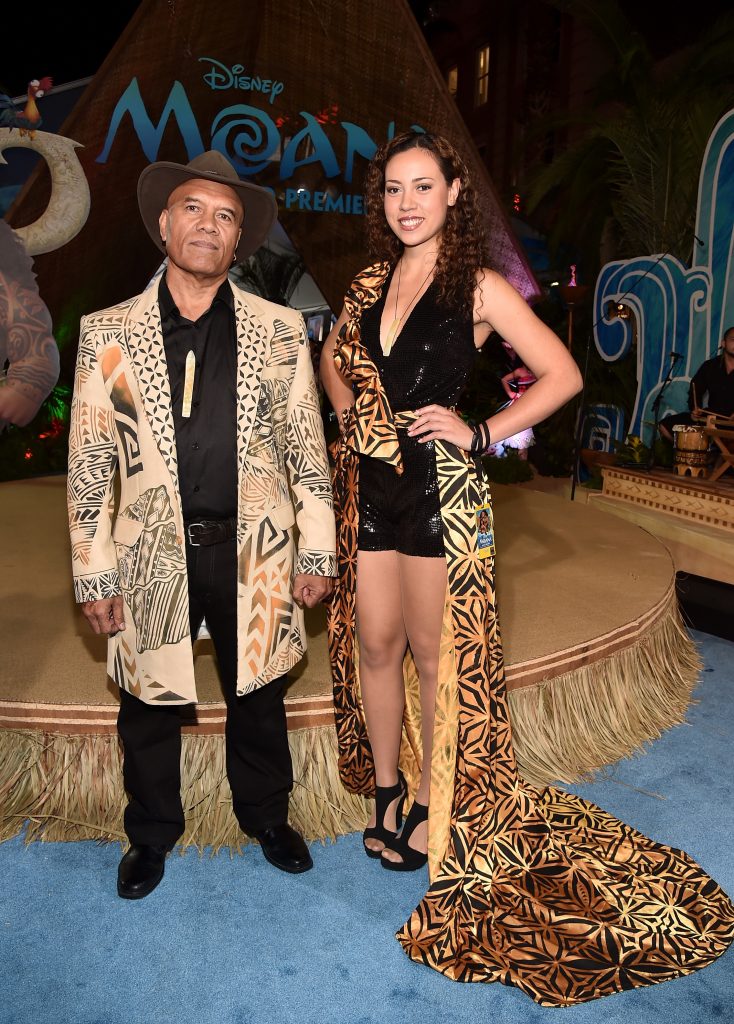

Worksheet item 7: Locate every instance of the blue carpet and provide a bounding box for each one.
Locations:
[1,629,732,1024]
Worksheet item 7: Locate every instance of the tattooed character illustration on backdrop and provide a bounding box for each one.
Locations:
[0,115,93,430]
[0,220,59,430]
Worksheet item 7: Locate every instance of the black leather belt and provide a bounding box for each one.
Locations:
[185,517,237,546]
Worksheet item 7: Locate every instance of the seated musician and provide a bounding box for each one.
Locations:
[659,327,734,441]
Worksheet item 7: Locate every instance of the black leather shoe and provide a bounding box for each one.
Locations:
[251,823,313,874]
[117,844,168,899]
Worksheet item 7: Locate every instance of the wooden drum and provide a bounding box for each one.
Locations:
[672,424,713,477]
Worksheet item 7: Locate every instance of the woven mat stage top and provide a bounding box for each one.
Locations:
[1,472,703,814]
[2,474,676,710]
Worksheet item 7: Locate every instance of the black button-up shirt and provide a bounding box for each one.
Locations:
[688,355,734,417]
[159,275,238,520]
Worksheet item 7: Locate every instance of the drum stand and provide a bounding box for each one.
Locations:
[701,412,734,482]
[647,353,681,470]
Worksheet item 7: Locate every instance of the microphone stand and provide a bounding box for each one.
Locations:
[569,327,593,502]
[647,353,681,470]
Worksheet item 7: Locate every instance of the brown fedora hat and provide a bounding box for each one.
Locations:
[137,150,278,263]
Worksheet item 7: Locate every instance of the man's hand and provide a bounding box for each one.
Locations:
[82,595,126,635]
[0,386,41,430]
[292,573,334,608]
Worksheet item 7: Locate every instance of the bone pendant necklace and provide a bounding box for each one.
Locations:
[182,350,196,417]
[381,260,434,357]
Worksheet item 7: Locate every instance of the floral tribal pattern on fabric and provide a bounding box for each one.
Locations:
[326,264,734,1006]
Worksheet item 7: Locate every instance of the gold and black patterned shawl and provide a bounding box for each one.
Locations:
[327,264,734,1006]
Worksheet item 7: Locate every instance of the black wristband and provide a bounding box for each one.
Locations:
[470,421,492,455]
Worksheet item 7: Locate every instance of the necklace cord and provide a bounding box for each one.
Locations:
[382,259,435,356]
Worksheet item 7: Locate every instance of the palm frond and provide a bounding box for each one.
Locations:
[527,2,734,268]
[542,0,652,102]
[524,130,613,212]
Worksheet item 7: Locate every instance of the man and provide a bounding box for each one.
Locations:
[659,327,734,441]
[67,151,336,899]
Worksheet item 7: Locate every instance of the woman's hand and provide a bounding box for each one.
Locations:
[406,405,475,450]
[338,404,354,435]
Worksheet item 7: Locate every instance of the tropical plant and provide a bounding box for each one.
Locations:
[481,447,535,484]
[513,0,734,477]
[525,0,734,274]
[0,383,71,482]
[612,432,651,465]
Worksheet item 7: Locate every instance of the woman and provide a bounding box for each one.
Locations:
[320,130,733,1006]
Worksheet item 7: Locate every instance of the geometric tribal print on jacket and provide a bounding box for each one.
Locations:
[68,277,336,704]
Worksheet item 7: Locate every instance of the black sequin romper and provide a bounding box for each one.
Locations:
[357,269,477,557]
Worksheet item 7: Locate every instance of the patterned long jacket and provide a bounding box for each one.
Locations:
[326,263,734,1007]
[67,278,336,705]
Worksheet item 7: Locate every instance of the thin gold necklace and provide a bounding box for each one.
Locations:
[382,260,435,357]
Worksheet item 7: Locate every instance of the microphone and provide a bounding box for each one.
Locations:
[670,351,683,361]
[693,234,705,247]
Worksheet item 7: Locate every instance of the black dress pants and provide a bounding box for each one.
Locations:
[117,534,293,847]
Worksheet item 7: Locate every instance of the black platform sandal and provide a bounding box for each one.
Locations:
[362,771,407,859]
[380,800,428,872]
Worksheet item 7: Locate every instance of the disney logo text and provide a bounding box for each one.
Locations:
[200,58,284,104]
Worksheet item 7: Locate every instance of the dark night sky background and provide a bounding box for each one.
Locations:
[2,1,733,98]
[2,3,143,96]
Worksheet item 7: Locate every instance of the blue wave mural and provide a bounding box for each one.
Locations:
[592,106,734,445]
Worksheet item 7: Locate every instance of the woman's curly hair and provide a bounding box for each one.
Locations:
[364,130,491,317]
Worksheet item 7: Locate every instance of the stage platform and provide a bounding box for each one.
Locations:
[0,475,701,849]
[588,466,734,585]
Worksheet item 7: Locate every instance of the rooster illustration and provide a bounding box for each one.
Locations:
[0,77,53,138]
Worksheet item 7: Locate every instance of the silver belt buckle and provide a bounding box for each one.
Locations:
[186,521,206,546]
